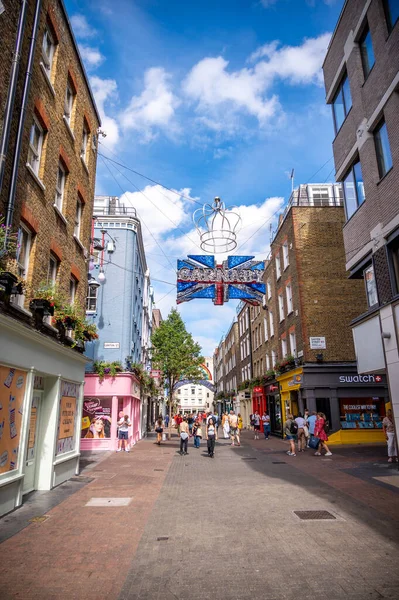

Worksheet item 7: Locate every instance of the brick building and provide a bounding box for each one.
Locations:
[236,301,252,426]
[0,0,100,516]
[224,320,240,409]
[213,339,225,414]
[323,0,399,441]
[252,184,388,440]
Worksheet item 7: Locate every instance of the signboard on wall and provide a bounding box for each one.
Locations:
[81,397,112,439]
[104,342,120,349]
[310,337,326,349]
[177,255,266,306]
[0,366,26,474]
[56,381,79,455]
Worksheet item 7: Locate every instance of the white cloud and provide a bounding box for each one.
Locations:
[79,45,104,68]
[120,67,181,142]
[71,14,97,39]
[259,0,278,6]
[90,76,120,147]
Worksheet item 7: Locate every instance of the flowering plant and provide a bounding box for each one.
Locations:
[0,214,19,272]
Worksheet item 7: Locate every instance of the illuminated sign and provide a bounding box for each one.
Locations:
[177,255,266,305]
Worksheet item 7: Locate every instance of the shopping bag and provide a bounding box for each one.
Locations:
[308,436,320,450]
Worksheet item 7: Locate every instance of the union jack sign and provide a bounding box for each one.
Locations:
[177,255,266,306]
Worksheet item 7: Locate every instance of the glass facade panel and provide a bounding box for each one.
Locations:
[343,169,357,219]
[353,161,365,206]
[375,121,393,178]
[364,264,378,307]
[332,88,345,132]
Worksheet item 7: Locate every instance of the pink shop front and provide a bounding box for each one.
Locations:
[81,374,141,451]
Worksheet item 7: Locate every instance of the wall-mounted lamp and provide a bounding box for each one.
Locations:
[88,275,100,290]
[316,353,324,362]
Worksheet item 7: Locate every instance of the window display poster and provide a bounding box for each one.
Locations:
[81,397,112,439]
[26,394,40,462]
[339,397,385,429]
[0,365,26,474]
[56,381,79,455]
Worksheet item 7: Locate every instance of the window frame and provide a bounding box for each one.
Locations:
[282,242,289,270]
[69,277,77,305]
[42,26,55,78]
[286,284,293,314]
[275,254,281,280]
[74,197,83,239]
[27,118,44,175]
[86,283,98,313]
[342,159,365,220]
[359,23,375,79]
[269,310,274,337]
[48,254,59,285]
[332,72,352,134]
[54,162,66,212]
[383,0,399,32]
[64,79,75,125]
[374,119,393,180]
[289,331,297,357]
[363,263,379,308]
[81,123,89,163]
[281,337,287,358]
[278,293,285,322]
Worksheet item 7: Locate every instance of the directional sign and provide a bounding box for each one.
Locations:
[177,255,266,305]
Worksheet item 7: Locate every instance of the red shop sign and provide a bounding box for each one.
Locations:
[253,386,263,393]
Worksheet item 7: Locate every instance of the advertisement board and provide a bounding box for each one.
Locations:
[81,397,112,439]
[0,366,27,474]
[56,381,79,455]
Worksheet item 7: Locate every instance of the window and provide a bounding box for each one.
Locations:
[343,160,365,219]
[267,279,272,299]
[69,278,77,304]
[178,389,181,395]
[282,242,289,269]
[42,27,55,78]
[359,24,375,78]
[389,236,399,295]
[275,254,281,280]
[16,225,31,279]
[332,73,352,133]
[27,119,44,176]
[286,284,293,314]
[191,388,195,395]
[86,283,98,312]
[374,120,393,179]
[266,354,270,371]
[281,337,287,357]
[278,294,284,321]
[81,123,89,163]
[384,0,399,31]
[364,264,378,308]
[269,311,274,337]
[264,317,268,341]
[271,350,276,368]
[74,198,83,239]
[289,332,297,357]
[64,80,75,125]
[309,185,331,206]
[55,163,66,212]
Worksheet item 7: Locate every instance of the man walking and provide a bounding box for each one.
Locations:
[307,411,317,445]
[228,410,240,446]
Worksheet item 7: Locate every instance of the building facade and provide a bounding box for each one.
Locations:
[236,302,252,426]
[0,0,100,517]
[323,0,399,440]
[174,358,214,414]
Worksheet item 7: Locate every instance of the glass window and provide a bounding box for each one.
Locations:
[16,225,31,279]
[74,198,82,239]
[374,120,393,179]
[281,338,287,357]
[27,119,44,175]
[69,278,77,304]
[42,27,55,78]
[282,242,289,269]
[343,160,365,219]
[266,354,270,370]
[267,279,272,299]
[269,310,274,337]
[271,350,276,367]
[64,80,75,125]
[364,264,378,308]
[359,25,375,78]
[278,294,284,321]
[48,255,58,284]
[275,254,281,280]
[86,284,98,312]
[384,0,399,31]
[289,332,297,357]
[81,124,89,163]
[389,236,399,295]
[264,317,268,341]
[286,284,293,314]
[332,73,352,133]
[55,164,66,212]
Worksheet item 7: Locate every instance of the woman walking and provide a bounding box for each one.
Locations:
[383,409,398,463]
[222,413,230,439]
[155,416,163,446]
[179,416,189,455]
[314,412,332,456]
[206,417,218,457]
[285,413,296,457]
[253,411,261,440]
[192,419,203,449]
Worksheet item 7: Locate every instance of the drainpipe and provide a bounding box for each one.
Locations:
[0,0,28,197]
[3,0,42,248]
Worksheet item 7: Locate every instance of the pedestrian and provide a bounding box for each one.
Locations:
[188,414,194,436]
[262,411,271,439]
[238,413,243,434]
[295,412,306,452]
[285,413,297,457]
[307,411,317,445]
[303,409,310,447]
[175,413,182,434]
[155,416,163,445]
[314,412,332,456]
[117,413,131,452]
[222,412,230,439]
[213,412,220,432]
[164,413,169,428]
[383,409,398,463]
[253,411,261,439]
[228,410,240,446]
[179,416,189,455]
[192,419,203,448]
[206,417,218,457]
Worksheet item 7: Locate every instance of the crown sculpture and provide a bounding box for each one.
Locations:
[193,196,241,254]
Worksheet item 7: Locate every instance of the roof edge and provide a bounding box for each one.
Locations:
[322,0,349,68]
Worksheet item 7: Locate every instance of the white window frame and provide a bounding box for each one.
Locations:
[48,255,58,285]
[64,80,74,125]
[269,311,274,337]
[42,27,55,78]
[289,332,297,357]
[267,279,272,300]
[281,337,287,358]
[264,317,268,341]
[308,185,332,206]
[81,124,89,163]
[266,354,270,371]
[286,284,293,314]
[69,278,77,305]
[14,224,32,307]
[74,197,83,239]
[278,294,285,322]
[275,254,281,280]
[27,118,44,176]
[55,163,66,212]
[282,242,289,270]
[271,350,276,368]
[86,284,98,313]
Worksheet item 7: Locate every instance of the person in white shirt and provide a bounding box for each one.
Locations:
[117,414,131,452]
[295,413,306,452]
[253,411,261,440]
[261,412,271,440]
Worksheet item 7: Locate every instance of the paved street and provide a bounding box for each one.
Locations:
[1,432,399,600]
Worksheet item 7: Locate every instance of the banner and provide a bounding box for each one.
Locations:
[0,366,27,474]
[81,397,112,439]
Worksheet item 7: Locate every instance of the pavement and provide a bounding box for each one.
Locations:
[1,431,399,600]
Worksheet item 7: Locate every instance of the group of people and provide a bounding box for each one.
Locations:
[221,411,243,442]
[284,411,332,457]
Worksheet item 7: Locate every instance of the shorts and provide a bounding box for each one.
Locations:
[230,427,238,435]
[254,425,260,430]
[286,434,296,441]
[118,430,128,440]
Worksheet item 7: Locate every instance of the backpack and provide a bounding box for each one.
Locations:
[290,421,298,434]
[323,420,330,434]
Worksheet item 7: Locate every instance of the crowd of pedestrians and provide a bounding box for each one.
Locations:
[283,411,332,457]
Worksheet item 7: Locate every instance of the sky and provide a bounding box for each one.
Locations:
[65,0,343,357]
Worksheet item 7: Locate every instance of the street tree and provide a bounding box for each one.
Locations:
[151,308,204,438]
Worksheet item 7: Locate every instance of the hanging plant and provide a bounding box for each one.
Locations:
[93,361,123,381]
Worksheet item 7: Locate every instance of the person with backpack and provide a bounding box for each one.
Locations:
[253,411,261,439]
[314,412,332,456]
[285,412,297,456]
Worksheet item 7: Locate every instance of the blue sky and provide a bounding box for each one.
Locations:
[65,0,343,356]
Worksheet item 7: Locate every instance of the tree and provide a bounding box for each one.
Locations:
[151,308,204,438]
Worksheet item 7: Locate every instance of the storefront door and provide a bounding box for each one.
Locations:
[316,398,332,427]
[23,391,42,495]
[269,394,283,437]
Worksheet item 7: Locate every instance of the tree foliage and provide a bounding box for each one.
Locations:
[151,309,204,430]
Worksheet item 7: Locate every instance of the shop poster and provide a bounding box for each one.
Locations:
[0,365,26,475]
[56,381,79,455]
[81,397,112,439]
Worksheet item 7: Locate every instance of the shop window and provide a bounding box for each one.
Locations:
[332,72,352,134]
[374,120,393,179]
[343,160,365,220]
[359,23,375,79]
[339,398,385,430]
[81,397,112,439]
[56,381,79,454]
[364,263,378,308]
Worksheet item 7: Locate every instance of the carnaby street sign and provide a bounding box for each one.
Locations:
[177,255,266,306]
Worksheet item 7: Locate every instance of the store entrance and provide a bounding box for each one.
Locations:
[23,391,42,495]
[269,394,283,437]
[316,398,332,428]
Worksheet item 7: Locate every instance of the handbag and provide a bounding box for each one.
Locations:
[155,427,163,433]
[308,436,320,450]
[180,432,189,440]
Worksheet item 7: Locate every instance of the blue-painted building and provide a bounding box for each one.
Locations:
[85,196,147,367]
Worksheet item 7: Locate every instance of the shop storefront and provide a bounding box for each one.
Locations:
[277,363,388,444]
[82,374,141,451]
[265,382,283,437]
[0,314,86,518]
[237,390,251,428]
[252,386,267,432]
